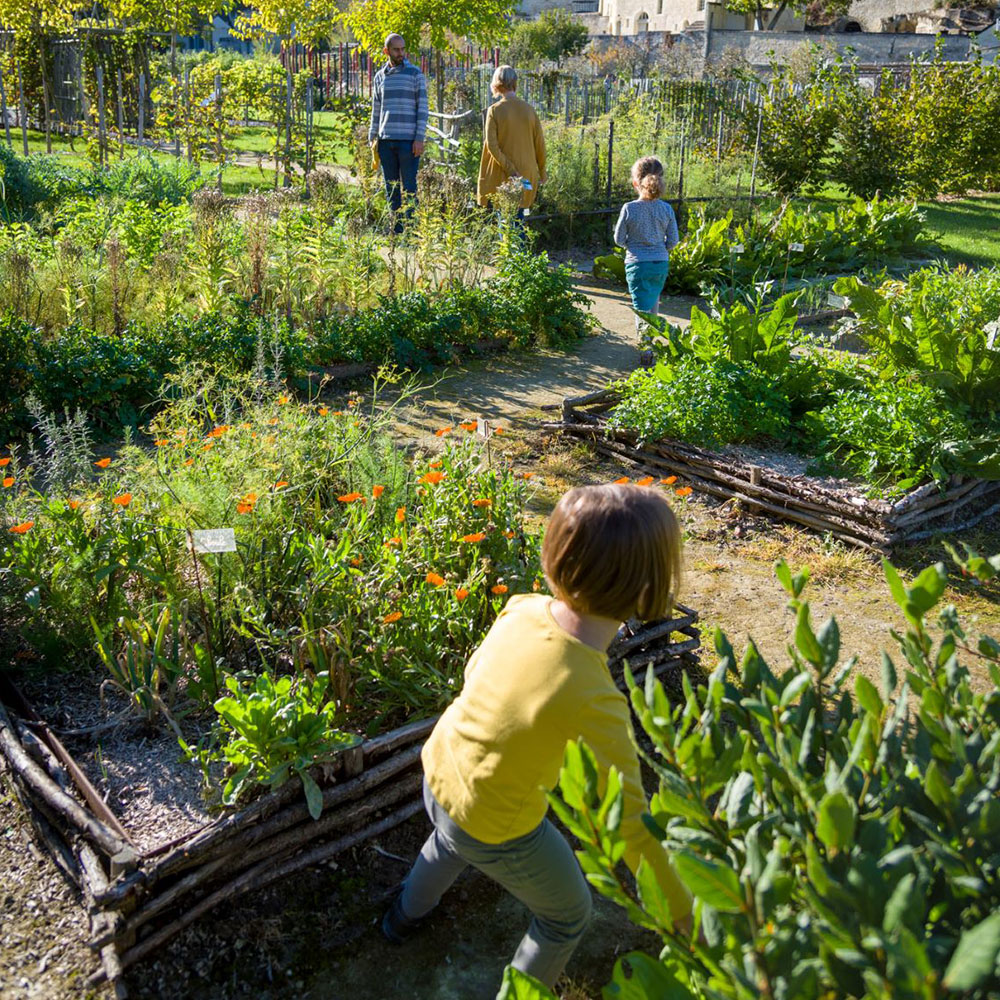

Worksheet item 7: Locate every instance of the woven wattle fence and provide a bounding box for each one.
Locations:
[549,389,1000,553]
[0,609,699,996]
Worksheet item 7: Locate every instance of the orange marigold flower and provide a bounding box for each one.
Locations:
[9,521,34,534]
[613,477,630,485]
[243,493,258,504]
[462,532,486,543]
[455,588,469,601]
[202,442,215,451]
[636,476,655,486]
[236,502,254,515]
[350,556,362,567]
[395,506,406,523]
[460,421,478,432]
[112,493,132,507]
[472,499,492,508]
[503,530,516,539]
[94,458,111,468]
[277,395,289,405]
[419,472,446,485]
[347,399,358,408]
[332,410,344,417]
[154,439,169,447]
[521,472,534,480]
[435,427,453,437]
[68,500,81,510]
[372,485,385,498]
[274,481,289,489]
[318,407,329,417]
[675,486,693,498]
[494,427,505,436]
[426,572,446,587]
[184,458,196,467]
[383,611,403,623]
[661,476,678,485]
[491,584,508,595]
[207,425,229,438]
[428,460,443,469]
[2,477,13,488]
[0,457,10,467]
[384,536,402,547]
[338,492,365,503]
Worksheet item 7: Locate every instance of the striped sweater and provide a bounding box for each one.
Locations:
[368,60,428,143]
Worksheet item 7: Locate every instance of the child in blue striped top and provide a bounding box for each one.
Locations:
[613,157,680,332]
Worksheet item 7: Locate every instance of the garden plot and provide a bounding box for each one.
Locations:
[0,606,700,995]
[551,265,1000,552]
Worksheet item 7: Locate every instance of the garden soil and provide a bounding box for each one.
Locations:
[2,274,999,1000]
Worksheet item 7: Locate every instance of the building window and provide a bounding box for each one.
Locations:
[637,11,649,31]
[697,0,704,10]
[657,0,663,11]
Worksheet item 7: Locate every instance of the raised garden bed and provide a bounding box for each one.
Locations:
[0,608,700,997]
[552,389,1000,553]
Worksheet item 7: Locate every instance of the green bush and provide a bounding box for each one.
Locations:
[544,549,1000,1000]
[0,146,88,220]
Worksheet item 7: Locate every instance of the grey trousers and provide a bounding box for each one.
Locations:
[399,779,593,989]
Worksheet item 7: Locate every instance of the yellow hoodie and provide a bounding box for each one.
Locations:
[422,593,691,920]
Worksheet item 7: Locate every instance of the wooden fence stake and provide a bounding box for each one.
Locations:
[96,64,107,166]
[284,65,293,187]
[749,101,763,204]
[115,68,124,159]
[0,65,11,147]
[137,73,144,144]
[18,63,28,155]
[184,67,192,162]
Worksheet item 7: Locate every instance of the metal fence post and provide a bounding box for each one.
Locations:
[0,65,11,147]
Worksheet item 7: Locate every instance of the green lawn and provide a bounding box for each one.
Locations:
[920,193,1000,268]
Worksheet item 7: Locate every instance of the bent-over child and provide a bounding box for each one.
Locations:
[381,483,692,995]
[614,156,680,331]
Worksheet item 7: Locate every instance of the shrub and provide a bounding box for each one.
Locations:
[542,549,1000,1000]
[93,152,202,206]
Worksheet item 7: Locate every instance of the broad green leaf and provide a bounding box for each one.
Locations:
[602,952,691,1000]
[498,966,558,1000]
[795,603,824,668]
[855,675,883,717]
[816,790,857,853]
[673,851,744,913]
[942,912,1000,991]
[780,672,812,708]
[882,873,917,932]
[300,769,323,820]
[635,858,674,930]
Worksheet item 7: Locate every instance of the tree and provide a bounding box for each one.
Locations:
[725,0,850,30]
[233,0,343,47]
[507,9,589,69]
[343,0,517,55]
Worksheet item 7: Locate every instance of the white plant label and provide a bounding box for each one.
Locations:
[828,293,848,309]
[192,528,237,553]
[477,418,493,439]
[731,243,744,255]
[789,242,805,252]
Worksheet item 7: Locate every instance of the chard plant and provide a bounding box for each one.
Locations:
[533,548,1000,1000]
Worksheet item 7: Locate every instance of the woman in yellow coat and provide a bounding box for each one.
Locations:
[477,65,546,219]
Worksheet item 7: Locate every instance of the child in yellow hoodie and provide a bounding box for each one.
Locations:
[382,484,692,991]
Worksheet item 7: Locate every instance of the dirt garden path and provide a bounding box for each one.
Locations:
[2,271,999,1000]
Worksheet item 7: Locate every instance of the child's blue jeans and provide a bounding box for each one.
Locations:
[625,258,670,329]
[398,778,592,991]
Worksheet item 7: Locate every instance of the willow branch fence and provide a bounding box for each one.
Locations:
[0,610,699,996]
[550,389,1000,552]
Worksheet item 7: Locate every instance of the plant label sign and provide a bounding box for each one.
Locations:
[192,528,237,553]
[731,243,745,255]
[789,242,805,252]
[477,418,493,439]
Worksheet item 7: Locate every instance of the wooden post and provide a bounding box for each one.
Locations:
[304,76,313,195]
[0,65,11,147]
[564,82,571,125]
[749,101,763,204]
[184,67,192,162]
[96,64,107,166]
[606,119,614,208]
[18,63,28,155]
[284,65,293,187]
[215,72,223,192]
[677,128,687,204]
[115,68,124,159]
[137,73,145,144]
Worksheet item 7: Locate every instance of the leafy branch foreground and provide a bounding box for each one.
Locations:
[507,549,1000,1000]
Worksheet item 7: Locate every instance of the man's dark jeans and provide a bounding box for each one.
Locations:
[378,139,420,229]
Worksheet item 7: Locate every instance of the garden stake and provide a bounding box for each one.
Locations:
[0,65,11,147]
[17,64,28,155]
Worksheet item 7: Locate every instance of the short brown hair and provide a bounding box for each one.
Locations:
[541,484,682,622]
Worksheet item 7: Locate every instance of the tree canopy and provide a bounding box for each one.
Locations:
[507,9,589,68]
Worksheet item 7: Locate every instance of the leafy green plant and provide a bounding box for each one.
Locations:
[207,672,362,819]
[544,548,1000,1000]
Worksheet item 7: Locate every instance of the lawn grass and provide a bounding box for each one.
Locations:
[920,193,1000,267]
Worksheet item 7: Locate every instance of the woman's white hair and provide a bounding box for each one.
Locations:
[490,65,518,96]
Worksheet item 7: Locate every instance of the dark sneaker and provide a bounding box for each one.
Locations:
[381,892,426,945]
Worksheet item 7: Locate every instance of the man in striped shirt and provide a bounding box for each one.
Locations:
[369,33,428,232]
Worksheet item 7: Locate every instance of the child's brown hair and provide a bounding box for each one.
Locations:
[631,156,664,200]
[541,484,681,623]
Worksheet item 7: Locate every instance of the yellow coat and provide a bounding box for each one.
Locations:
[421,594,692,919]
[477,94,547,209]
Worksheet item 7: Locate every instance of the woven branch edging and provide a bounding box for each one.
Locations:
[0,610,700,994]
[549,389,1000,552]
